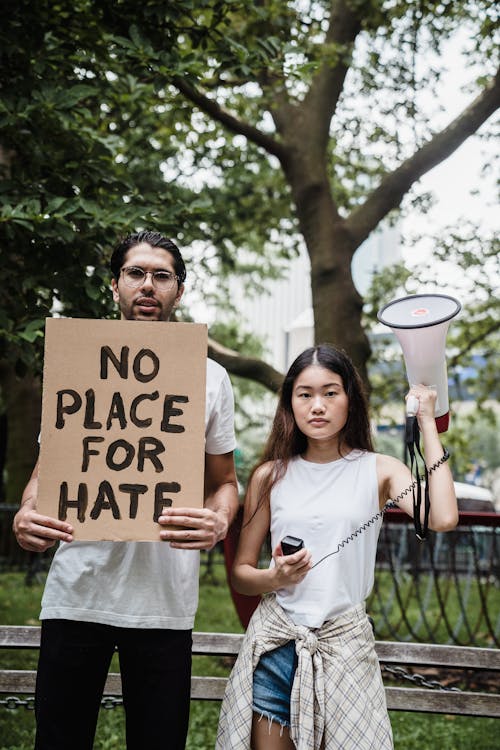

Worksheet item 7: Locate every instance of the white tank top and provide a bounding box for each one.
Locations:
[270,450,381,628]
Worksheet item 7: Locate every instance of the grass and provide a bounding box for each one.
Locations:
[1,558,499,749]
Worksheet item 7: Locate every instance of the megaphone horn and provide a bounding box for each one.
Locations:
[377,294,461,432]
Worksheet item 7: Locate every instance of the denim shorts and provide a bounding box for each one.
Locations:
[252,640,298,728]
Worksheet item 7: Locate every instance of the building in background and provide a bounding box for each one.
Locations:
[237,224,401,371]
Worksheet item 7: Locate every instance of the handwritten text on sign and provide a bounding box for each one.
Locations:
[38,319,207,541]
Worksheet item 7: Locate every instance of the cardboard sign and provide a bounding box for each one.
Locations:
[38,318,207,541]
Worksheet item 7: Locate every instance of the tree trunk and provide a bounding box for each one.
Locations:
[310,225,370,387]
[283,149,371,386]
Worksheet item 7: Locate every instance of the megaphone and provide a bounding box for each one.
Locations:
[377,293,461,432]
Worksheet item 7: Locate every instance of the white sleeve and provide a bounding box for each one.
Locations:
[205,370,236,455]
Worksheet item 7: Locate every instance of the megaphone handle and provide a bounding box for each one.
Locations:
[406,394,419,418]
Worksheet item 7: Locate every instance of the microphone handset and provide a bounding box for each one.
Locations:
[281,535,304,556]
[280,448,450,571]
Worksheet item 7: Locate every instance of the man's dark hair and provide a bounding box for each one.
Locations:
[110,231,187,284]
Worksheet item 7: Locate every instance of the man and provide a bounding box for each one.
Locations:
[13,230,239,750]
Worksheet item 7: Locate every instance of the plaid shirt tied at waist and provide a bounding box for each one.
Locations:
[216,594,393,750]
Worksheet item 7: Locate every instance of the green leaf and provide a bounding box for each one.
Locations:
[53,85,96,109]
[17,319,45,343]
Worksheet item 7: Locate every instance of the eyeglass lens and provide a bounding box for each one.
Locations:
[122,267,177,290]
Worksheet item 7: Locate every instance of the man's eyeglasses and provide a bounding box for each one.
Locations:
[120,266,179,291]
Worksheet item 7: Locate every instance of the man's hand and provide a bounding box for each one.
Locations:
[13,496,74,552]
[13,460,74,552]
[158,452,238,550]
[158,506,228,550]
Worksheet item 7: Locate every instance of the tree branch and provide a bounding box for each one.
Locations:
[346,66,500,247]
[172,76,288,162]
[301,0,363,143]
[449,320,500,368]
[208,337,283,393]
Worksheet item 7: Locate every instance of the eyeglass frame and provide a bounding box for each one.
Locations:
[120,265,180,290]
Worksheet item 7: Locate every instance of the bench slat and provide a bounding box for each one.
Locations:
[192,631,243,655]
[0,670,500,718]
[385,687,500,718]
[2,626,498,671]
[0,627,245,655]
[0,626,40,649]
[0,670,36,693]
[191,676,227,701]
[0,671,122,696]
[375,641,500,670]
[1,671,498,718]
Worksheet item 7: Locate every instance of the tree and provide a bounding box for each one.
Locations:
[0,0,211,501]
[1,0,498,500]
[102,0,498,387]
[100,0,499,478]
[0,0,287,500]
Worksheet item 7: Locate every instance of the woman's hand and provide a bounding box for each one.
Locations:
[405,384,437,427]
[271,543,312,588]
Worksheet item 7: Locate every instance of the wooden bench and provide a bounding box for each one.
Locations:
[1,626,499,717]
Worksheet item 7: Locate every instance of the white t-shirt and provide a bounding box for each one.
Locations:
[40,359,236,630]
[270,450,382,628]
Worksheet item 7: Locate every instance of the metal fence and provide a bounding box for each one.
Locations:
[1,504,499,647]
[368,510,499,647]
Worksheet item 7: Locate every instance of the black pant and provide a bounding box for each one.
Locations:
[35,619,192,750]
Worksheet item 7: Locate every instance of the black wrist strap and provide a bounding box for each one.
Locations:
[405,416,430,540]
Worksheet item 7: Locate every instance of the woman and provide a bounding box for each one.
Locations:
[217,345,457,750]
